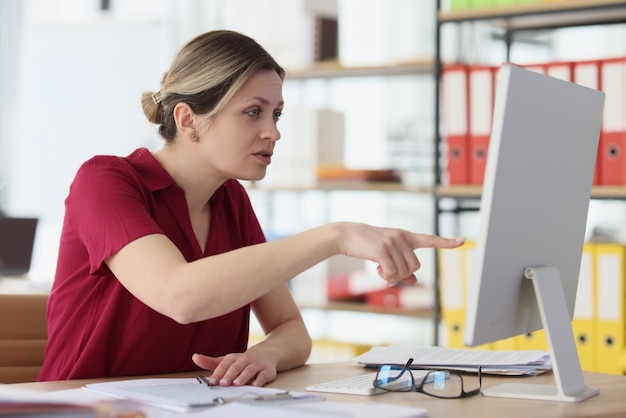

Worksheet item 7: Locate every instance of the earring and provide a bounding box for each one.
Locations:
[191,133,198,139]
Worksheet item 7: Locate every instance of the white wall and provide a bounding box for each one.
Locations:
[0,0,23,211]
[3,5,172,277]
[10,21,165,218]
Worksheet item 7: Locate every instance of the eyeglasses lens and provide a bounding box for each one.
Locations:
[422,372,480,398]
[375,364,414,392]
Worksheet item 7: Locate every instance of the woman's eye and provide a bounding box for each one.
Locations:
[245,108,282,121]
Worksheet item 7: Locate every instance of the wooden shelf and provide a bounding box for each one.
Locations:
[591,186,626,199]
[247,181,432,193]
[299,301,433,318]
[438,0,626,31]
[436,185,483,199]
[436,185,626,200]
[286,60,433,80]
[249,183,626,202]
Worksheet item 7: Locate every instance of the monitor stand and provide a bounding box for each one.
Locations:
[481,266,599,402]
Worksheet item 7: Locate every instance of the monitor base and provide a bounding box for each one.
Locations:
[482,382,599,402]
[480,266,600,403]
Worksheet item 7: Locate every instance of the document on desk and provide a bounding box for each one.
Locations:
[83,378,428,417]
[356,345,552,376]
[0,385,154,417]
[0,385,96,417]
[83,377,320,412]
[200,401,428,418]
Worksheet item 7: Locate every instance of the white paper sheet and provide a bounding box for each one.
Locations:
[84,378,311,411]
[356,345,551,376]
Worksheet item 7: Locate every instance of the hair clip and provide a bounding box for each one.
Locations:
[151,91,163,105]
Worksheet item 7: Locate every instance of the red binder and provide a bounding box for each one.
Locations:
[546,61,573,82]
[365,285,433,309]
[573,59,602,185]
[442,65,470,184]
[599,57,626,185]
[523,63,547,75]
[468,65,497,185]
[327,271,386,301]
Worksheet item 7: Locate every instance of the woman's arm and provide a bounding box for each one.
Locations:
[105,222,464,324]
[248,284,312,372]
[191,284,312,386]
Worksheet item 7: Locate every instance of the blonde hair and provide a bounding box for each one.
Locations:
[141,30,285,141]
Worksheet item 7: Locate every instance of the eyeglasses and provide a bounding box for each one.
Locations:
[373,358,482,399]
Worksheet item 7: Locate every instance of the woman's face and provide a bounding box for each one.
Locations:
[197,69,284,182]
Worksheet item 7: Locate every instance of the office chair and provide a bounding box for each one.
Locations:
[0,293,48,383]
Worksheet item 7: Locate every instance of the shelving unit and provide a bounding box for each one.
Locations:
[434,0,626,197]
[433,0,626,345]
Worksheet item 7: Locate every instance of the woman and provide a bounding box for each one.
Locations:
[38,30,464,385]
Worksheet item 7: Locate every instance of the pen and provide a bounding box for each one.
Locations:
[196,375,213,389]
[195,375,293,405]
[214,392,293,405]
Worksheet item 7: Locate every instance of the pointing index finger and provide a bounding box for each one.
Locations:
[413,234,465,249]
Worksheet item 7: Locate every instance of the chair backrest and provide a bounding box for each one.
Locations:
[0,293,48,383]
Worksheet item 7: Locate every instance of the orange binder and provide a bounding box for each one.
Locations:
[572,243,596,371]
[442,65,470,184]
[594,242,626,374]
[599,57,626,185]
[468,65,497,185]
[516,330,548,351]
[573,60,602,185]
[438,244,468,349]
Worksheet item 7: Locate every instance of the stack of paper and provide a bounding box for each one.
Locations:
[355,345,552,376]
[84,378,319,412]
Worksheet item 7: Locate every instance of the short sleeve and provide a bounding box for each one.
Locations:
[64,157,164,275]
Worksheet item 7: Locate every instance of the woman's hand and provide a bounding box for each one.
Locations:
[192,349,278,387]
[336,223,465,286]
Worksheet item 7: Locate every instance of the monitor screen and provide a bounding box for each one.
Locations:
[463,64,604,402]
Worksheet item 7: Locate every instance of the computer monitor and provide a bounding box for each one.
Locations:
[0,217,39,276]
[463,64,605,402]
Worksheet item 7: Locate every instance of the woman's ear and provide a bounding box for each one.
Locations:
[173,102,199,141]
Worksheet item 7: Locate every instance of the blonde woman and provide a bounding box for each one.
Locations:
[39,30,464,385]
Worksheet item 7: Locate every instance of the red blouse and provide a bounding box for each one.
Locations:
[38,148,265,380]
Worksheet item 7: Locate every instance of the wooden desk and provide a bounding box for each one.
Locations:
[10,362,626,418]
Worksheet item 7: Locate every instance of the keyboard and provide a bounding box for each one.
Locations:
[305,369,433,396]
